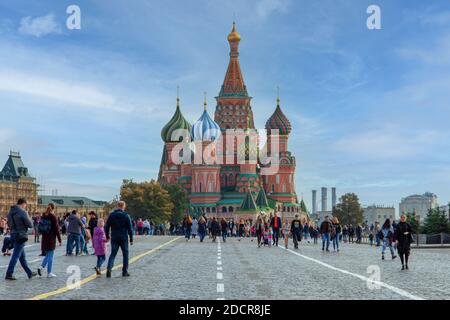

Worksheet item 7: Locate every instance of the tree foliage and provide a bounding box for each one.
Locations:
[332,193,364,226]
[405,212,420,234]
[120,179,173,224]
[421,207,450,234]
[164,184,190,223]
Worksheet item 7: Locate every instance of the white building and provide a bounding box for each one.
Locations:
[399,192,438,221]
[363,205,395,226]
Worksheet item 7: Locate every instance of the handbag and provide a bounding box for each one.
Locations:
[11,212,29,244]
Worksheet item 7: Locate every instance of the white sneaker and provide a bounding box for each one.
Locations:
[47,273,57,278]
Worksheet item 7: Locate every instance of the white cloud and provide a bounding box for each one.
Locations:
[333,126,440,160]
[18,13,62,37]
[256,0,290,19]
[0,70,130,112]
[60,162,154,174]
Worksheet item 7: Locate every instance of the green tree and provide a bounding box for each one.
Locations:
[405,212,420,234]
[332,193,364,226]
[164,184,189,223]
[421,208,450,234]
[120,179,173,224]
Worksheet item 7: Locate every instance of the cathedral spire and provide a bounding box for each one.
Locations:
[218,21,247,97]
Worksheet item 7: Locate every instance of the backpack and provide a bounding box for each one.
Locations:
[38,218,52,234]
[330,224,336,239]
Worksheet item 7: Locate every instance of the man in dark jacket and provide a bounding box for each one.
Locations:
[105,201,133,278]
[66,210,83,256]
[270,213,282,246]
[320,216,332,252]
[290,214,303,249]
[88,211,98,242]
[5,198,37,280]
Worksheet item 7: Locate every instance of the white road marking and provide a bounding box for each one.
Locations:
[280,247,425,300]
[217,267,222,271]
[217,283,224,293]
[217,260,222,265]
[217,272,223,280]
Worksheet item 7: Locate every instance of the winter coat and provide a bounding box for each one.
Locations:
[105,209,133,242]
[41,213,62,252]
[395,222,413,253]
[67,214,83,235]
[93,227,107,256]
[7,205,32,235]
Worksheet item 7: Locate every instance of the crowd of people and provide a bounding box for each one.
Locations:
[1,198,415,280]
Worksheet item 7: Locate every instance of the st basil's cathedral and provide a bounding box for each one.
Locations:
[158,23,307,221]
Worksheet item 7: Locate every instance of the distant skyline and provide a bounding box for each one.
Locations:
[1,0,450,210]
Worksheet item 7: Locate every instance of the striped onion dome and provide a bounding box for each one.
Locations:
[191,102,221,142]
[161,101,192,142]
[265,98,292,135]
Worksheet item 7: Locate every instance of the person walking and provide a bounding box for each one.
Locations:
[348,224,355,243]
[191,217,198,239]
[210,217,220,242]
[320,216,332,252]
[32,213,40,243]
[380,219,397,261]
[220,218,228,242]
[105,201,134,278]
[282,218,291,249]
[93,218,107,275]
[183,214,193,241]
[254,215,264,247]
[270,213,282,247]
[88,211,98,241]
[198,215,207,242]
[395,214,413,270]
[290,214,302,249]
[331,217,342,252]
[37,203,61,278]
[66,210,83,256]
[5,199,37,280]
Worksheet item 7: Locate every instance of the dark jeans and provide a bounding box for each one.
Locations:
[96,255,106,269]
[185,227,191,240]
[292,229,301,248]
[6,240,32,277]
[199,228,206,242]
[222,231,227,242]
[272,228,280,246]
[66,233,81,255]
[107,239,129,273]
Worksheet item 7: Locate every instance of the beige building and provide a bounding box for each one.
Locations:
[38,195,107,218]
[363,205,395,226]
[0,152,38,216]
[399,192,438,221]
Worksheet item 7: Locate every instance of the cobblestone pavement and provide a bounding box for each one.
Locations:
[1,235,449,300]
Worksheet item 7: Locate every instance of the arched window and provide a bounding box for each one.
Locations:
[222,206,227,213]
[272,184,275,193]
[212,207,216,213]
[206,207,210,213]
[228,206,234,213]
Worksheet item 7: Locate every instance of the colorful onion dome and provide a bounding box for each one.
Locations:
[191,97,221,142]
[265,97,292,135]
[227,21,241,42]
[161,98,192,142]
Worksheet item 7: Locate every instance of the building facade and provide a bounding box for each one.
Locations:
[399,192,438,221]
[38,195,107,217]
[363,205,396,226]
[158,23,305,222]
[0,152,38,215]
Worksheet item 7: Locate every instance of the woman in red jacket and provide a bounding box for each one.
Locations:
[37,203,62,278]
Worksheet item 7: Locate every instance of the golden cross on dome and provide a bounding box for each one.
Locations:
[176,85,180,107]
[277,86,280,107]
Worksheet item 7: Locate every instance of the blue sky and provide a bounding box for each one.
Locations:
[0,0,449,212]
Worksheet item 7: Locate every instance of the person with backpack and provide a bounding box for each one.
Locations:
[331,217,342,252]
[183,214,193,241]
[32,213,41,243]
[37,203,62,278]
[5,198,37,280]
[210,217,220,242]
[198,215,207,242]
[290,214,303,249]
[320,216,332,252]
[220,218,228,242]
[380,219,397,261]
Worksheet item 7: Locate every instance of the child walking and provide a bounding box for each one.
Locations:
[93,219,107,275]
